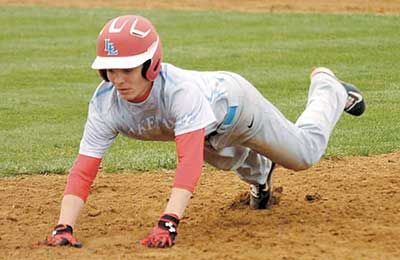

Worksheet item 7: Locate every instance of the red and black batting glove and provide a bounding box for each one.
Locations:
[40,224,82,248]
[140,213,180,248]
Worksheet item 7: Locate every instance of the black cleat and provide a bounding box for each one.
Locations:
[341,81,366,116]
[249,163,276,209]
[311,67,366,117]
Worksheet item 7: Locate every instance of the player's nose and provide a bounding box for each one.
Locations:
[113,71,125,85]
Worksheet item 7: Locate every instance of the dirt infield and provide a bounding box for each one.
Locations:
[1,153,400,259]
[1,0,400,259]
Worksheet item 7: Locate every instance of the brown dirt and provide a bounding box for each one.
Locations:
[1,0,400,259]
[2,0,400,14]
[1,152,399,259]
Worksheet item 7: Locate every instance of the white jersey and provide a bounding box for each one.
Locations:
[79,63,349,187]
[79,63,232,158]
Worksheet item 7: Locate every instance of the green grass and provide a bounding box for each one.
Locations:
[0,6,399,176]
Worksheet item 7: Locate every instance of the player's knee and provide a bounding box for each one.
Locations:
[290,161,314,171]
[285,155,319,171]
[291,142,325,171]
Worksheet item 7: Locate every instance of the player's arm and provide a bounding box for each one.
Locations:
[164,127,205,216]
[140,128,205,248]
[41,154,101,248]
[40,98,116,248]
[59,154,102,226]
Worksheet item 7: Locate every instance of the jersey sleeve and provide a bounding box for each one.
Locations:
[173,128,205,193]
[79,101,118,158]
[169,82,216,136]
[64,154,102,201]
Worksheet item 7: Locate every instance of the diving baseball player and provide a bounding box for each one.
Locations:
[41,15,365,248]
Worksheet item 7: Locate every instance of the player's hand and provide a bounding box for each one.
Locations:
[140,213,180,248]
[40,224,82,248]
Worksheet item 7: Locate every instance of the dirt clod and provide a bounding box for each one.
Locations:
[305,193,322,202]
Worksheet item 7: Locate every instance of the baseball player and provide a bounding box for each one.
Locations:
[41,15,365,248]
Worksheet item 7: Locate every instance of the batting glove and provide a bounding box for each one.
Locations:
[140,213,180,248]
[41,224,82,248]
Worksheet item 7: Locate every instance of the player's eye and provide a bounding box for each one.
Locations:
[122,68,133,73]
[107,69,115,74]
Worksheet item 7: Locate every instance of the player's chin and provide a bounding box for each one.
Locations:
[127,95,144,103]
[119,92,136,101]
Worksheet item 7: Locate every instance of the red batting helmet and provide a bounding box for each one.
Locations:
[91,15,162,81]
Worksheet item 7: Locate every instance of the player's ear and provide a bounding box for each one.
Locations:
[98,69,109,82]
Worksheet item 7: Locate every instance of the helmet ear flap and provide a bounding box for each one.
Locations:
[98,69,109,82]
[144,40,162,81]
[141,60,151,80]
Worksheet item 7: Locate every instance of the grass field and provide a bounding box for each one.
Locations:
[0,6,399,176]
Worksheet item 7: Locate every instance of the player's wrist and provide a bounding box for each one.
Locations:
[164,187,192,218]
[160,213,180,223]
[53,224,73,234]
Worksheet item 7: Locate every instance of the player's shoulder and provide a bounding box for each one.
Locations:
[159,63,204,93]
[90,81,117,113]
[93,81,115,99]
[160,63,199,85]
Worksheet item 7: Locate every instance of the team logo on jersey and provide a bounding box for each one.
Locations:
[104,38,118,56]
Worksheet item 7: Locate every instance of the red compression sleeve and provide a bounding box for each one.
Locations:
[64,154,102,202]
[173,128,205,193]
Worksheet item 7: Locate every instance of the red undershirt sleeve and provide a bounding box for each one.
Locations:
[64,154,102,202]
[173,128,205,193]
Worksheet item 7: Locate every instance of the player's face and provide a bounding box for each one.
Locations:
[106,65,152,102]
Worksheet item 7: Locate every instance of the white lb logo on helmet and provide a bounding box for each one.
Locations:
[104,39,118,56]
[108,17,151,38]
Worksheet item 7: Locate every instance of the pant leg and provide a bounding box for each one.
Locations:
[239,72,348,170]
[204,144,274,185]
